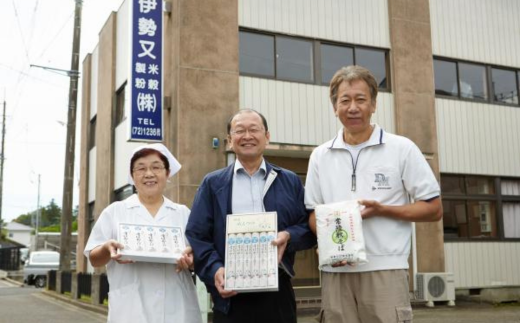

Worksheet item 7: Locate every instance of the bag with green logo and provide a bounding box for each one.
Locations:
[315,200,368,269]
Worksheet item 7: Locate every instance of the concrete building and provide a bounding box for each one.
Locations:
[77,0,520,301]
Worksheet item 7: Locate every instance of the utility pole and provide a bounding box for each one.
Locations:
[36,174,41,237]
[0,99,6,231]
[60,0,82,271]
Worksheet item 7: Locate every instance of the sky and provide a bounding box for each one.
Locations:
[0,0,124,224]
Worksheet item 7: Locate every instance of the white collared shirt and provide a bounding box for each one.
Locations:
[84,194,202,323]
[231,159,267,214]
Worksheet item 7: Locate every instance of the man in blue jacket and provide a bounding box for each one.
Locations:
[186,109,316,323]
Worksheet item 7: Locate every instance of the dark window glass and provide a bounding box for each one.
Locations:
[355,48,387,88]
[88,117,96,150]
[458,62,487,100]
[239,31,275,77]
[88,202,96,235]
[434,59,458,97]
[441,175,465,194]
[466,176,495,195]
[115,85,126,126]
[442,200,467,239]
[320,44,354,85]
[467,201,497,238]
[491,68,519,105]
[115,185,134,201]
[276,36,314,82]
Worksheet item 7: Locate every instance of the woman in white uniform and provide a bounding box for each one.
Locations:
[84,143,202,323]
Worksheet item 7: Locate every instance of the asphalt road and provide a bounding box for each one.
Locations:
[0,280,106,323]
[297,301,520,323]
[2,278,520,323]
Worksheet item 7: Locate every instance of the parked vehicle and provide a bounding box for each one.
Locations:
[23,251,59,288]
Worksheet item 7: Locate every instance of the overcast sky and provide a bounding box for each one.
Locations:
[0,0,124,224]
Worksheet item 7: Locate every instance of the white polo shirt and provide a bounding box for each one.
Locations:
[305,124,440,273]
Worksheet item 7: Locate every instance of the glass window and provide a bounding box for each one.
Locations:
[434,59,458,97]
[115,85,126,126]
[466,176,495,195]
[276,36,314,83]
[503,203,520,238]
[320,44,354,85]
[115,185,134,201]
[442,200,467,239]
[501,179,520,196]
[355,48,387,88]
[441,175,465,194]
[467,201,497,238]
[491,68,519,105]
[458,62,488,100]
[239,31,275,77]
[88,117,96,150]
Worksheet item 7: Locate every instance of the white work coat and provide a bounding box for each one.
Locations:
[84,194,202,323]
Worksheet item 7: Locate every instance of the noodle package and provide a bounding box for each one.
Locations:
[316,200,368,269]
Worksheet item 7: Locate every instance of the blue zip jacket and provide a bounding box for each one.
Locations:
[186,162,316,314]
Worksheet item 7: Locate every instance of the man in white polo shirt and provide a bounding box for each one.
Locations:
[305,65,443,323]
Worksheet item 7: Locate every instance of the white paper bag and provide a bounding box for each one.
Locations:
[316,200,368,269]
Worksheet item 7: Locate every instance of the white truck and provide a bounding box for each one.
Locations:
[23,251,60,288]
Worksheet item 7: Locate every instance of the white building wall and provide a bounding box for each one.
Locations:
[115,0,129,90]
[436,98,520,176]
[239,0,390,48]
[9,232,31,247]
[88,148,96,203]
[445,242,520,288]
[90,46,99,119]
[430,0,520,68]
[240,77,395,145]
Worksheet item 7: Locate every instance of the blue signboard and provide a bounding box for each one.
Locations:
[128,0,163,141]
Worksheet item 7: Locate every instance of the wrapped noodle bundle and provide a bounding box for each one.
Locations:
[316,200,368,269]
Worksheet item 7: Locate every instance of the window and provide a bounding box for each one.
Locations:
[458,62,487,100]
[441,175,498,239]
[491,68,519,105]
[239,31,275,78]
[88,117,96,150]
[115,185,134,201]
[434,59,458,97]
[434,57,520,106]
[115,84,127,126]
[320,44,354,85]
[355,48,387,88]
[239,29,390,90]
[501,179,520,238]
[442,175,520,240]
[276,36,314,83]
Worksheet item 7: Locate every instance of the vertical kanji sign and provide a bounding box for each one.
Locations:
[128,0,163,141]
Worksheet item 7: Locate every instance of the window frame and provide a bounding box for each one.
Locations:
[442,174,520,242]
[434,56,520,108]
[239,28,391,92]
[489,66,519,107]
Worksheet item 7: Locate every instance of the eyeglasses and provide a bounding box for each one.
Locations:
[132,165,166,176]
[230,127,264,137]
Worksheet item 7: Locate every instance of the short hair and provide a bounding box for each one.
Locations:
[226,109,269,135]
[329,65,378,107]
[130,149,170,175]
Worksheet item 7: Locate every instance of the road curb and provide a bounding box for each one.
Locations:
[1,276,24,287]
[41,290,108,316]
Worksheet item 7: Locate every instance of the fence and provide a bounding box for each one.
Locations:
[0,247,22,271]
[50,271,108,305]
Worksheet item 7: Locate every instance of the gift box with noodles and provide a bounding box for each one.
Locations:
[225,212,279,293]
[117,223,186,264]
[316,200,368,269]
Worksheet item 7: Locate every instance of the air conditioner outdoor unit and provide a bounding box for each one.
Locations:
[415,272,456,307]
